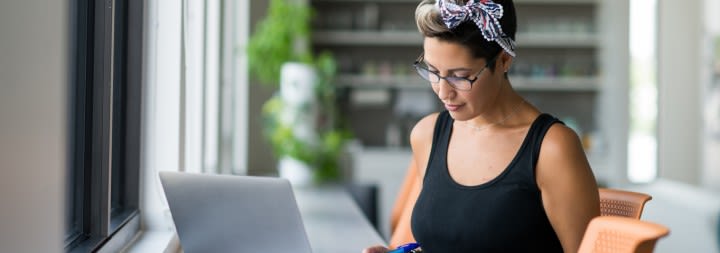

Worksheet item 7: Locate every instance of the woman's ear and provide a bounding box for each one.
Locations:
[499,51,513,73]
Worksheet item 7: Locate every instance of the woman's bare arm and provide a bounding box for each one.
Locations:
[536,124,600,253]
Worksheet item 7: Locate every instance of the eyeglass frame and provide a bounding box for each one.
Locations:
[412,52,500,91]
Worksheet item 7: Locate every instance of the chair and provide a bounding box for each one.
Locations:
[345,182,379,230]
[389,166,420,248]
[578,216,670,253]
[599,188,652,219]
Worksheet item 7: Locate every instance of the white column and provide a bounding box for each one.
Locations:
[598,0,631,185]
[182,0,206,173]
[219,0,234,174]
[203,0,220,173]
[656,0,703,185]
[702,0,720,189]
[142,0,182,230]
[231,0,250,175]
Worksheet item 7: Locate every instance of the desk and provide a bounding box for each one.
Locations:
[294,186,386,253]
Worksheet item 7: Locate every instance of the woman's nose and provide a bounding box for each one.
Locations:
[436,79,454,100]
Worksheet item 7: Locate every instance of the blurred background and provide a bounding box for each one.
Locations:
[1,0,719,252]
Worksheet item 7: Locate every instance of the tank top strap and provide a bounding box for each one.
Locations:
[426,111,453,179]
[526,113,563,169]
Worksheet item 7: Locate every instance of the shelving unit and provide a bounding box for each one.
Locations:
[313,31,598,47]
[313,30,421,45]
[311,0,629,238]
[311,0,605,146]
[334,74,600,91]
[517,33,598,47]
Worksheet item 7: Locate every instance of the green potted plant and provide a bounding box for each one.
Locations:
[247,0,352,184]
[247,0,312,86]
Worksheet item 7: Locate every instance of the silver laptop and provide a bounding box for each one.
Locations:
[159,171,313,253]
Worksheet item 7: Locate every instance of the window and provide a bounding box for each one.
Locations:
[628,0,658,183]
[65,0,143,251]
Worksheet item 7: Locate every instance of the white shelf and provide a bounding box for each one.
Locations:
[313,30,422,46]
[511,76,600,91]
[314,30,597,48]
[314,0,595,4]
[517,32,598,48]
[334,74,599,92]
[314,0,417,2]
[515,0,596,4]
[334,75,427,90]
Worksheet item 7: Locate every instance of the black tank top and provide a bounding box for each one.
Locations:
[411,111,564,253]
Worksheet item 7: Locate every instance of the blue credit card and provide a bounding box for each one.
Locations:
[388,242,421,253]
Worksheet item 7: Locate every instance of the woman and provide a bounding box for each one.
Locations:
[363,0,600,252]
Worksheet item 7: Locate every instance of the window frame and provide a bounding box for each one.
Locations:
[66,0,144,251]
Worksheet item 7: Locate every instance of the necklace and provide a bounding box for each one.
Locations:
[461,100,525,132]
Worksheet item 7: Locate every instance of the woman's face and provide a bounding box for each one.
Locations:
[422,37,504,121]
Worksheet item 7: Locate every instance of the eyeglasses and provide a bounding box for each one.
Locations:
[412,53,498,91]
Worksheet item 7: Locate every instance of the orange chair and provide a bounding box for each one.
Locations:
[599,188,652,219]
[389,165,420,248]
[578,216,670,253]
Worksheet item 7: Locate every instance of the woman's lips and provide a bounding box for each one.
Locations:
[444,103,462,111]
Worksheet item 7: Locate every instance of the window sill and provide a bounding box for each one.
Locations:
[121,230,181,253]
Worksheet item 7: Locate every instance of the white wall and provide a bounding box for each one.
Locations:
[141,0,183,232]
[657,0,703,184]
[0,0,67,252]
[639,2,719,251]
[630,180,720,253]
[599,0,631,185]
[702,0,720,190]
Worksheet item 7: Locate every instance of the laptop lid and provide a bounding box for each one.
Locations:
[159,171,313,253]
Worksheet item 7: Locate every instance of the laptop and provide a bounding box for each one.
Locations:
[159,171,313,253]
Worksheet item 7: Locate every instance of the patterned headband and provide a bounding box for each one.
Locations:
[436,0,517,57]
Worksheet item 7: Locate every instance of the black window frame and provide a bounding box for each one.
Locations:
[66,0,143,251]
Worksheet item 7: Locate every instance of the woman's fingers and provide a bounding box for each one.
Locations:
[362,245,390,253]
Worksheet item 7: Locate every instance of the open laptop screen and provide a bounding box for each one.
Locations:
[159,171,313,253]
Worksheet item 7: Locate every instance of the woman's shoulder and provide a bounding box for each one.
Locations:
[408,112,443,178]
[530,111,581,149]
[536,118,591,180]
[543,121,582,153]
[409,112,442,146]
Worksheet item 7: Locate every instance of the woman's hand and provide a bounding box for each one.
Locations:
[362,245,390,253]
